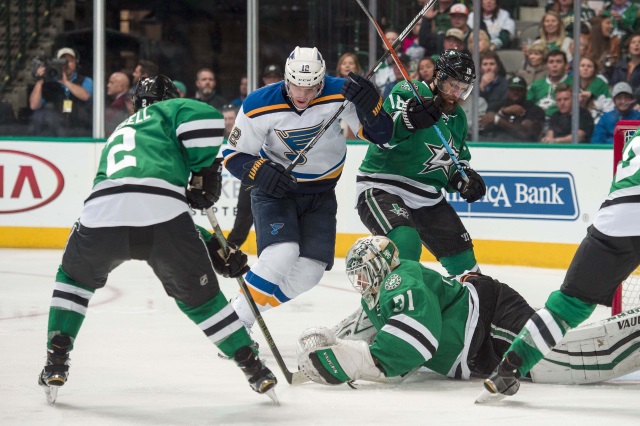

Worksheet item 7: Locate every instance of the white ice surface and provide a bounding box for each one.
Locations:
[2,248,639,425]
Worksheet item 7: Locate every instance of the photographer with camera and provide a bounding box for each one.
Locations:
[28,47,93,136]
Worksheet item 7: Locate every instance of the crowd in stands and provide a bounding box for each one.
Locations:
[405,0,640,143]
[6,0,640,144]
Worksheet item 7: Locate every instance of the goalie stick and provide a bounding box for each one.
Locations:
[286,0,438,173]
[354,0,469,183]
[205,207,309,386]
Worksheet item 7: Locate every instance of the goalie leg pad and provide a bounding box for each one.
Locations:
[297,327,385,385]
[531,307,640,384]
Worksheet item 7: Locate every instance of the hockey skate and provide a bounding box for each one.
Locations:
[38,335,72,404]
[234,346,279,404]
[476,351,522,404]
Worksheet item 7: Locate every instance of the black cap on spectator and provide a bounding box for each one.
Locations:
[263,64,284,78]
[508,76,527,90]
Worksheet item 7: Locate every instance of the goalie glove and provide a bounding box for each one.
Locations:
[341,72,384,124]
[187,157,223,209]
[205,237,250,278]
[297,327,385,385]
[401,95,443,132]
[450,167,486,203]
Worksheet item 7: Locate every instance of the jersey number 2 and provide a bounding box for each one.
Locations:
[105,127,137,176]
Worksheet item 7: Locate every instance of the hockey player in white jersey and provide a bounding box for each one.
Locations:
[479,126,640,402]
[223,46,393,330]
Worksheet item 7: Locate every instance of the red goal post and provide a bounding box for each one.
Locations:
[611,120,640,315]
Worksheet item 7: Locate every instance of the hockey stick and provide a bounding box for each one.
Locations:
[286,0,438,173]
[205,207,309,385]
[354,0,469,183]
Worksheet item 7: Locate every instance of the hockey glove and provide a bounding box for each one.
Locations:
[242,159,297,198]
[186,157,224,209]
[341,72,383,124]
[401,95,443,132]
[297,327,385,386]
[450,167,486,203]
[206,237,250,278]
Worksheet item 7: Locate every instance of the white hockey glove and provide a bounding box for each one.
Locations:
[330,306,378,344]
[297,327,385,385]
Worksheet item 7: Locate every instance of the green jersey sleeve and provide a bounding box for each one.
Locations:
[173,99,226,174]
[367,263,442,377]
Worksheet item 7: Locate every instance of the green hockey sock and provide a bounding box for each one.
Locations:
[440,249,478,276]
[545,290,596,328]
[177,292,254,358]
[47,266,96,350]
[387,226,422,261]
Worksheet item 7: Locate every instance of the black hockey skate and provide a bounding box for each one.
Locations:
[234,346,279,404]
[476,351,522,403]
[38,335,72,403]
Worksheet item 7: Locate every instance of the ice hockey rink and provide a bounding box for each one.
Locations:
[2,248,639,425]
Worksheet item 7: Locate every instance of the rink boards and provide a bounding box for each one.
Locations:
[0,139,612,268]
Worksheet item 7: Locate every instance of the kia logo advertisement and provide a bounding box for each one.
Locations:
[447,171,579,220]
[0,150,65,213]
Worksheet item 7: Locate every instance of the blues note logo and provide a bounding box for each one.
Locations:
[275,122,324,165]
[271,223,284,235]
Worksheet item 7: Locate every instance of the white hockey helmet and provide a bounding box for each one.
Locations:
[346,236,401,309]
[284,46,326,88]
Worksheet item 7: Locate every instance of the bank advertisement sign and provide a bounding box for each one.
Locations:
[447,171,579,220]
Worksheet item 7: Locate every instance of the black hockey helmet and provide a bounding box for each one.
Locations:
[132,74,180,112]
[435,50,475,100]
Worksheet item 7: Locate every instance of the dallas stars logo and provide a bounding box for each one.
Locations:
[390,203,409,219]
[420,141,462,177]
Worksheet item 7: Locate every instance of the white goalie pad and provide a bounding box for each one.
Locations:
[531,307,640,384]
[330,306,378,345]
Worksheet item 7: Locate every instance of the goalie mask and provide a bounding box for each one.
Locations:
[435,50,475,100]
[284,46,326,110]
[132,74,180,112]
[346,236,401,309]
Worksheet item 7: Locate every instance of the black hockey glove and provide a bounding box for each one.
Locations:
[206,237,250,278]
[242,159,297,198]
[401,95,443,132]
[341,72,383,124]
[450,167,486,203]
[187,157,223,209]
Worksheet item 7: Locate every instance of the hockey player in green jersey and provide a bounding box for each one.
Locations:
[37,75,277,404]
[297,235,535,384]
[298,236,640,388]
[481,126,640,402]
[356,50,486,276]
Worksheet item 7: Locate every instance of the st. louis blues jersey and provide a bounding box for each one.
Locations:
[223,76,388,193]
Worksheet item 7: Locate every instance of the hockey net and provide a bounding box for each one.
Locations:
[611,120,640,315]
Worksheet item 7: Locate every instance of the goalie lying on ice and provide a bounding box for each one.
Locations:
[297,236,640,386]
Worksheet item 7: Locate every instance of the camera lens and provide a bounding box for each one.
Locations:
[45,67,61,81]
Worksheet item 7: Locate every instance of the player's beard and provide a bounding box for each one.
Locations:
[441,98,459,115]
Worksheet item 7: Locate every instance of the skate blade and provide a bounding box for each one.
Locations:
[264,388,280,405]
[475,388,506,404]
[42,385,58,404]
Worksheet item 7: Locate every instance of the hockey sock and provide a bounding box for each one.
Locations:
[177,292,254,358]
[440,249,478,276]
[47,266,95,349]
[504,291,595,376]
[545,290,596,328]
[387,226,422,261]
